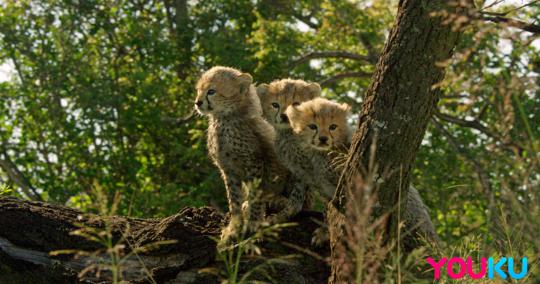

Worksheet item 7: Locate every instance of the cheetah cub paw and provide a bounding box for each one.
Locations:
[311,226,330,247]
[218,216,243,250]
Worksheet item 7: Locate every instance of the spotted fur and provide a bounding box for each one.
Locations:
[286,98,437,245]
[195,66,294,244]
[285,98,352,197]
[256,79,323,210]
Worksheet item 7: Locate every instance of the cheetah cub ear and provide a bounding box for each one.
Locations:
[285,103,304,133]
[256,83,270,97]
[340,102,351,112]
[305,82,322,98]
[237,73,253,95]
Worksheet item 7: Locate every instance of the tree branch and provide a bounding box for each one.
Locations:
[290,51,372,69]
[319,71,372,87]
[163,0,175,35]
[434,110,494,136]
[0,148,42,201]
[358,34,380,64]
[434,110,524,155]
[480,0,539,16]
[161,108,196,126]
[482,15,540,34]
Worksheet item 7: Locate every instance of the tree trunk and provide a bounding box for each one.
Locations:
[0,197,329,284]
[327,0,467,282]
[174,0,193,80]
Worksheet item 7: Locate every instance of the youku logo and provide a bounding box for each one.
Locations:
[426,257,528,280]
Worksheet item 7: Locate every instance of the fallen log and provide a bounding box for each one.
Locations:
[0,197,329,283]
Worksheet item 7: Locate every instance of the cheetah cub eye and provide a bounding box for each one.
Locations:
[308,124,317,130]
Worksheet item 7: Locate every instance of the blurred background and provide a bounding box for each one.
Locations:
[0,0,538,252]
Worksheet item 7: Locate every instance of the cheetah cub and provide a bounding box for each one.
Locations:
[283,97,351,245]
[285,97,352,198]
[257,79,321,209]
[287,98,438,245]
[195,66,290,245]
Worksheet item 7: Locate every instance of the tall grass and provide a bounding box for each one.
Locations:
[50,184,174,283]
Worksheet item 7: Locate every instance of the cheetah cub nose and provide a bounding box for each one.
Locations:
[279,113,289,123]
[319,136,328,143]
[195,101,203,107]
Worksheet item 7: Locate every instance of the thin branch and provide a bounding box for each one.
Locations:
[434,110,494,136]
[290,51,372,69]
[441,93,469,99]
[434,110,524,155]
[319,71,372,87]
[0,148,42,201]
[481,0,539,16]
[479,0,506,12]
[476,103,490,120]
[162,0,175,35]
[7,48,27,86]
[161,108,196,126]
[358,33,380,64]
[482,16,540,34]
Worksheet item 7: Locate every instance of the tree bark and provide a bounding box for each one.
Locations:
[327,0,466,282]
[172,0,193,80]
[0,197,329,284]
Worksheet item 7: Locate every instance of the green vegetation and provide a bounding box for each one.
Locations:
[0,0,538,282]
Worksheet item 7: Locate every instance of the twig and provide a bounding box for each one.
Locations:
[480,0,539,16]
[480,0,506,12]
[483,15,540,34]
[290,51,372,69]
[279,241,329,263]
[434,110,524,154]
[319,71,372,86]
[358,33,380,64]
[161,108,196,126]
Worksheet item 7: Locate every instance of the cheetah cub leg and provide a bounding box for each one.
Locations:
[241,179,266,235]
[219,177,245,248]
[312,226,330,247]
[266,180,306,225]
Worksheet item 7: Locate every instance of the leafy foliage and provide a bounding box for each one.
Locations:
[0,0,538,258]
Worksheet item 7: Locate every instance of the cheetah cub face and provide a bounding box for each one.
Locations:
[286,98,350,150]
[257,79,320,129]
[195,66,255,116]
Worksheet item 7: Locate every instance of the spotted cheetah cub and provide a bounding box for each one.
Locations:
[257,79,321,209]
[285,97,352,198]
[195,66,290,244]
[287,98,438,245]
